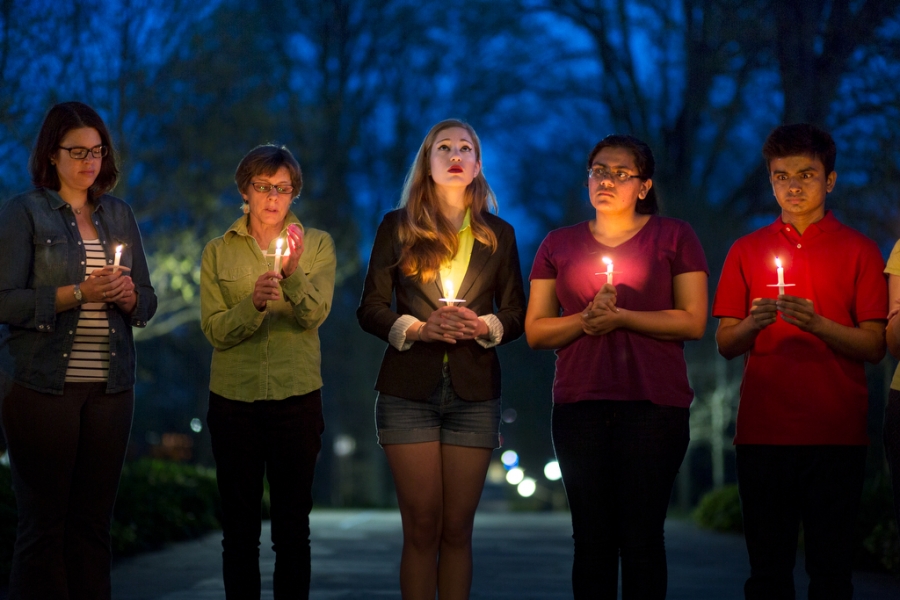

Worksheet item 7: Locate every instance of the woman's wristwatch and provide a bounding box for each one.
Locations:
[73,283,84,304]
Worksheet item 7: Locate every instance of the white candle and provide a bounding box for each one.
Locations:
[444,278,455,301]
[274,238,283,274]
[602,256,613,286]
[775,257,785,296]
[113,245,123,271]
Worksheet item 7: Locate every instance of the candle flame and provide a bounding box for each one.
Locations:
[115,245,123,253]
[276,238,283,250]
[775,257,782,268]
[444,279,454,299]
[602,256,612,266]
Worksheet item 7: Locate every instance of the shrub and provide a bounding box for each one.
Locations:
[693,483,743,533]
[112,458,222,556]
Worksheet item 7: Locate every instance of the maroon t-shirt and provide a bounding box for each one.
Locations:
[712,212,887,445]
[530,216,709,407]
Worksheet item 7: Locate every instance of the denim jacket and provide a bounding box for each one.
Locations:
[0,188,157,394]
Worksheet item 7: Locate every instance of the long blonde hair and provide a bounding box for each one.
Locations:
[397,119,498,282]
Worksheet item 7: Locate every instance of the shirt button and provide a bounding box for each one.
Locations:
[111,352,116,357]
[46,239,51,244]
[77,241,82,245]
[797,244,802,248]
[81,261,85,265]
[63,353,68,358]
[68,331,73,335]
[71,222,75,226]
[786,227,791,231]
[110,329,116,333]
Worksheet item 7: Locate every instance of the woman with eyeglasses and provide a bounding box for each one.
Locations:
[200,144,335,599]
[0,101,156,599]
[357,119,525,599]
[524,135,708,599]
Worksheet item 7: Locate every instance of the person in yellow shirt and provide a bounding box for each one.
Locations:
[200,144,336,599]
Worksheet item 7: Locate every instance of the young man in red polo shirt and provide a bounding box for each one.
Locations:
[713,123,887,600]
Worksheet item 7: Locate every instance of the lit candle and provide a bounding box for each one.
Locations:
[274,238,283,274]
[775,257,785,296]
[444,278,455,302]
[113,245,123,271]
[602,256,613,286]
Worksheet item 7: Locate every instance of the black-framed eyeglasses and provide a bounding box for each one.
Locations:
[251,182,294,195]
[587,166,641,182]
[58,145,108,159]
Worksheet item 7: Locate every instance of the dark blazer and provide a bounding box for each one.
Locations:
[357,209,526,401]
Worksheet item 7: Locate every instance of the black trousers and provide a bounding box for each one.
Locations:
[2,382,134,600]
[884,389,900,554]
[736,444,867,600]
[208,390,324,600]
[552,400,690,600]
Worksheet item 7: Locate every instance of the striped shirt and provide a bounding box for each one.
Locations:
[65,239,110,382]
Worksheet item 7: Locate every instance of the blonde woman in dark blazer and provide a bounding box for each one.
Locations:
[357,119,525,600]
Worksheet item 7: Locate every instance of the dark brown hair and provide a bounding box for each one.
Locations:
[762,123,836,175]
[397,119,498,282]
[235,145,303,200]
[29,102,119,199]
[587,134,659,215]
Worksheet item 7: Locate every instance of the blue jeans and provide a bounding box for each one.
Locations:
[736,444,867,600]
[208,390,324,600]
[552,400,690,600]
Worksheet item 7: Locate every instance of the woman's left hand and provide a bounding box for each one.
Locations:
[442,305,489,341]
[581,302,622,336]
[281,223,304,278]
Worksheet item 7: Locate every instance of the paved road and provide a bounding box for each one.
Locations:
[110,510,900,599]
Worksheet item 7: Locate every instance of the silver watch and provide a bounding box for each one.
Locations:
[73,282,84,304]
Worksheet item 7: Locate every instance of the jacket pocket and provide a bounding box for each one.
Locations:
[218,266,255,307]
[32,232,69,285]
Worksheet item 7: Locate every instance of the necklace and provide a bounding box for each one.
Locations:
[72,203,88,215]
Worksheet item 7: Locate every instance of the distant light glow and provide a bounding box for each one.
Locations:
[501,408,518,424]
[506,467,525,485]
[190,418,202,433]
[517,478,537,497]
[501,450,519,469]
[543,460,562,481]
[333,434,356,457]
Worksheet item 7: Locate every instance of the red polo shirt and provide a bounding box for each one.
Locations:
[712,211,886,445]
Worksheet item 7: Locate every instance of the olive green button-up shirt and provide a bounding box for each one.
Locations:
[200,213,336,401]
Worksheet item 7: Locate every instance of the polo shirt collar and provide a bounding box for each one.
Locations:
[767,210,839,235]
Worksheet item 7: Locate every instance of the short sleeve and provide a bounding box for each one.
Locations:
[529,233,558,280]
[673,222,709,276]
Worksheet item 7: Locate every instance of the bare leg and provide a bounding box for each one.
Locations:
[437,445,492,600]
[384,442,444,600]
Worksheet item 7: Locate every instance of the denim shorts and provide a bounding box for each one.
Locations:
[375,363,501,448]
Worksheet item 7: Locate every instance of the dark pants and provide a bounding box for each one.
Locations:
[552,400,690,600]
[2,382,134,600]
[208,390,324,600]
[885,389,900,539]
[736,444,867,600]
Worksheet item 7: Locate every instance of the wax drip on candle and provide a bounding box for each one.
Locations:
[602,257,613,286]
[775,257,785,296]
[274,238,284,274]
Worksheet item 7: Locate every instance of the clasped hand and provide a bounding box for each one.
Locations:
[418,305,487,344]
[749,294,820,333]
[84,266,136,312]
[581,283,620,336]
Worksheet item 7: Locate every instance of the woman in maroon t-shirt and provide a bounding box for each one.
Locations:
[525,135,708,599]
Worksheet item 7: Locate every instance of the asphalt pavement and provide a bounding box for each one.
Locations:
[108,509,900,599]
